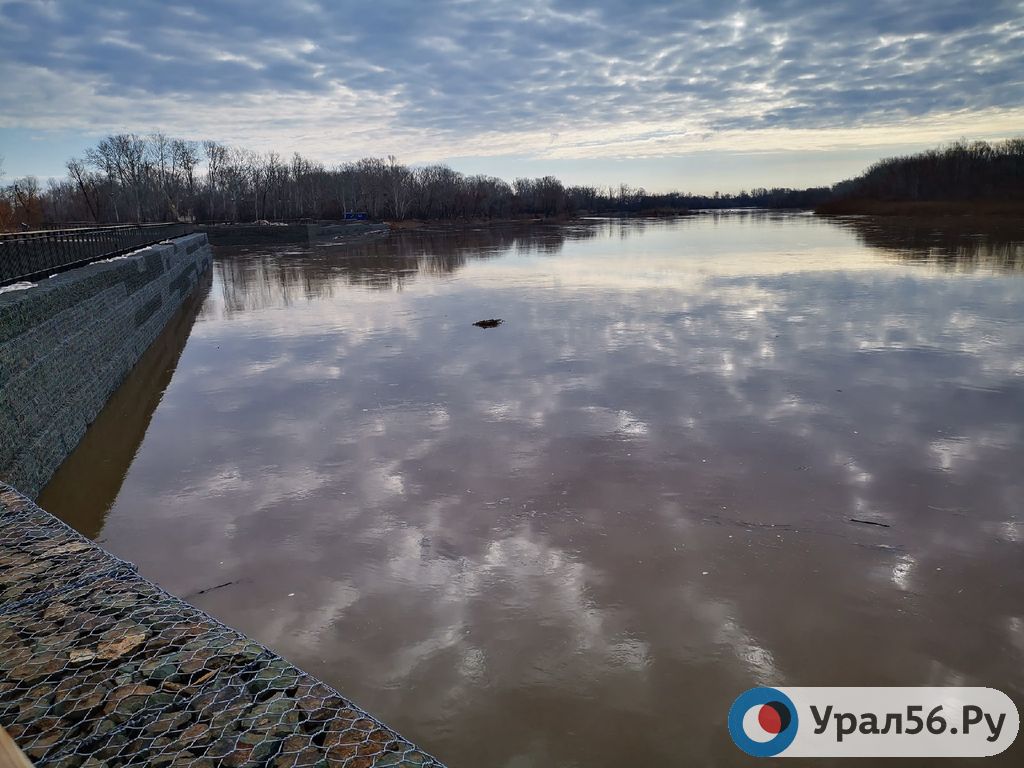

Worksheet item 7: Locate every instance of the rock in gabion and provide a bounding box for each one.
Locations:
[0,484,445,767]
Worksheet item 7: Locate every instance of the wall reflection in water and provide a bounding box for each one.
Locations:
[41,215,1024,767]
[39,273,212,538]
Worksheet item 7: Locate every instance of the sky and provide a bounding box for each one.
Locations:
[0,0,1022,194]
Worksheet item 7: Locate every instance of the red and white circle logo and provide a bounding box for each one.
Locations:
[742,700,792,742]
[728,688,799,756]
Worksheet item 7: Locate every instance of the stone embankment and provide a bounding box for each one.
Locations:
[0,485,443,767]
[0,234,213,498]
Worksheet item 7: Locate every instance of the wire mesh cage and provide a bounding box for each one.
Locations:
[0,485,445,768]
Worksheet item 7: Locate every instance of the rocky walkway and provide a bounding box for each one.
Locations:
[0,485,444,768]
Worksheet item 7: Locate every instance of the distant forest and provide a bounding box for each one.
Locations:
[817,138,1024,214]
[1,136,1021,230]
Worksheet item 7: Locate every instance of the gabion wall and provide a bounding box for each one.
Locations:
[0,485,445,767]
[0,233,212,498]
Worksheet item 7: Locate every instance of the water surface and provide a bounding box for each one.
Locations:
[41,214,1024,766]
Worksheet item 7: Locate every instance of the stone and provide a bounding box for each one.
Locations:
[96,631,147,660]
[351,717,375,732]
[251,697,294,720]
[251,739,280,763]
[145,710,191,735]
[141,657,174,677]
[223,733,278,768]
[189,669,217,687]
[9,653,64,682]
[274,741,330,768]
[372,754,410,767]
[180,723,210,744]
[326,743,360,762]
[24,731,62,760]
[149,691,177,708]
[95,733,130,760]
[69,648,97,664]
[177,650,215,675]
[46,542,92,556]
[103,683,156,717]
[63,690,105,722]
[295,695,325,712]
[43,602,74,621]
[92,718,116,738]
[211,702,249,730]
[205,737,237,761]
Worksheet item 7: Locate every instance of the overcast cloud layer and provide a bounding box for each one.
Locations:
[1,0,1022,185]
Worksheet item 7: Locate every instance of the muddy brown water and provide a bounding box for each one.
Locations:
[40,213,1024,766]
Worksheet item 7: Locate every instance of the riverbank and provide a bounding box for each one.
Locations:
[814,199,1024,216]
[386,209,697,229]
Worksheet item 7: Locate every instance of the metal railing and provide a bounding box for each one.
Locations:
[0,223,195,286]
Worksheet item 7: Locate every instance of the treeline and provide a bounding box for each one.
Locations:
[0,133,831,230]
[2,134,1021,230]
[601,184,833,213]
[821,138,1024,213]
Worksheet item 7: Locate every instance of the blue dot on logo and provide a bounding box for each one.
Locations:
[728,687,799,757]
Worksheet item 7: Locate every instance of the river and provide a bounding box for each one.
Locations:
[40,212,1024,766]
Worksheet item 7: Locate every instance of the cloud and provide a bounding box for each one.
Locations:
[1,0,1021,164]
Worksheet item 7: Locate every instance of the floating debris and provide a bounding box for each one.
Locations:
[188,580,237,597]
[849,517,891,528]
[473,319,503,328]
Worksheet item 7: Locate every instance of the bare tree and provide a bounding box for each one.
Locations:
[386,155,413,220]
[0,155,13,231]
[173,140,200,220]
[67,158,102,222]
[11,176,43,228]
[87,134,149,221]
[203,140,228,221]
